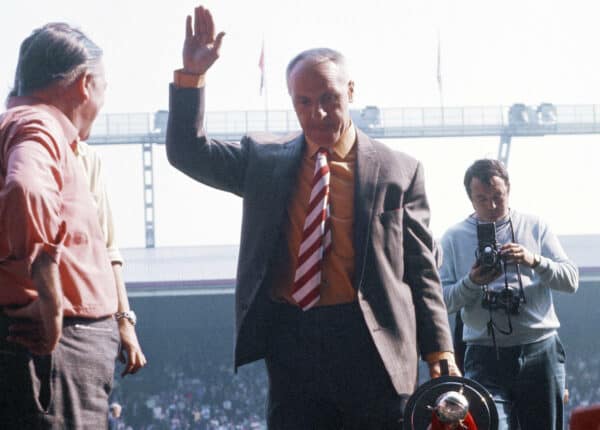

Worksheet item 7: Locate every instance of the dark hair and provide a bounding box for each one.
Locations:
[10,22,102,98]
[286,47,347,83]
[463,159,510,199]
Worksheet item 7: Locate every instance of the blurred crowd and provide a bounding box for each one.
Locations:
[109,357,267,430]
[565,353,600,420]
[107,338,599,429]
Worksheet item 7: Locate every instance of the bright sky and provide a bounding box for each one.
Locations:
[2,0,600,248]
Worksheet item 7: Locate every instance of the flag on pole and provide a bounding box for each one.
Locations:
[258,40,265,95]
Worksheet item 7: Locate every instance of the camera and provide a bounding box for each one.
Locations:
[482,286,521,315]
[476,222,502,271]
[476,221,524,315]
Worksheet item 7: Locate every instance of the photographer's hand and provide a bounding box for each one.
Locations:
[500,243,537,267]
[469,261,502,286]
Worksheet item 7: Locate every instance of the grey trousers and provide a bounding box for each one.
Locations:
[0,314,119,429]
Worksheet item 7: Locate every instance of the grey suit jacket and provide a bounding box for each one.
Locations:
[166,85,453,395]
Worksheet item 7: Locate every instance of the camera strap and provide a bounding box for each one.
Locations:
[485,259,515,359]
[508,217,527,305]
[485,216,526,359]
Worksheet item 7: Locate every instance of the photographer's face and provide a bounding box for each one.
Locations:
[469,176,509,222]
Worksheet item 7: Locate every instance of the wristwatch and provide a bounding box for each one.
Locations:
[115,310,137,326]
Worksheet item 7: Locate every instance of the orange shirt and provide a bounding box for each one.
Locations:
[0,98,117,318]
[273,125,357,306]
[172,69,358,306]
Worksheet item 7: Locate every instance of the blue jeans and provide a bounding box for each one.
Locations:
[465,334,566,430]
[0,315,119,429]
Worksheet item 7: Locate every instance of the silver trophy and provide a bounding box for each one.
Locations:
[403,373,498,430]
[431,389,470,424]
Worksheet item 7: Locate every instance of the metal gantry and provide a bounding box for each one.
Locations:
[142,142,155,248]
[88,104,600,248]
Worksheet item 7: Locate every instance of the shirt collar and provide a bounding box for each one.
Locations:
[7,96,81,151]
[305,122,357,160]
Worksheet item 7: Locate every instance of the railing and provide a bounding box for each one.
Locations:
[88,104,600,145]
[86,104,600,249]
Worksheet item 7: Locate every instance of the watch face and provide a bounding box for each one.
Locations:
[117,310,137,325]
[126,310,137,325]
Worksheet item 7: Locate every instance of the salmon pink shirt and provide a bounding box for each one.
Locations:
[0,98,117,318]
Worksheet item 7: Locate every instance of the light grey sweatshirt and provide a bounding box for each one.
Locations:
[440,209,579,347]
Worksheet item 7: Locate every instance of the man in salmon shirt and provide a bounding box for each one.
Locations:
[0,23,122,429]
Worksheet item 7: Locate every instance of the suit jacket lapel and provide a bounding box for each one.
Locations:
[275,134,305,208]
[265,134,305,245]
[353,130,380,291]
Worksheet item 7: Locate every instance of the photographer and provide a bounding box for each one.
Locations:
[440,159,578,430]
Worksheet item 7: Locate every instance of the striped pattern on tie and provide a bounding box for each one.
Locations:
[292,148,332,310]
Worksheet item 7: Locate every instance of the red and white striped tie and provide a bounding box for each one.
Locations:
[292,148,332,310]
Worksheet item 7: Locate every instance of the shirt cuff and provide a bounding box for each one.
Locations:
[173,69,206,88]
[533,255,549,272]
[27,221,67,274]
[106,247,124,265]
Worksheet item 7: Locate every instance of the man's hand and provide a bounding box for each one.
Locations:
[4,301,62,355]
[4,251,63,355]
[118,321,147,377]
[182,6,225,75]
[500,243,537,267]
[426,352,462,379]
[468,260,502,286]
[110,263,147,377]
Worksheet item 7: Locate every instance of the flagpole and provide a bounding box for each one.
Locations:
[259,38,269,131]
[437,30,444,127]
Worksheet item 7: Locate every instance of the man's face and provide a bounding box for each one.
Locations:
[469,176,510,222]
[288,59,353,149]
[78,62,107,140]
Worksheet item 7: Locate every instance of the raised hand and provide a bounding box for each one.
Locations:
[182,5,225,75]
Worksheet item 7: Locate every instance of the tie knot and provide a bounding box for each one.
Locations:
[315,148,329,171]
[317,148,329,160]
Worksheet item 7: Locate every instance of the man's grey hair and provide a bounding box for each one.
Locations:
[9,23,102,99]
[286,48,349,84]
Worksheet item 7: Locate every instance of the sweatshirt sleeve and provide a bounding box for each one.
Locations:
[534,221,579,293]
[440,231,482,313]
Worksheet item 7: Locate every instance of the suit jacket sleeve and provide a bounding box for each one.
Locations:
[166,84,248,197]
[402,162,453,355]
